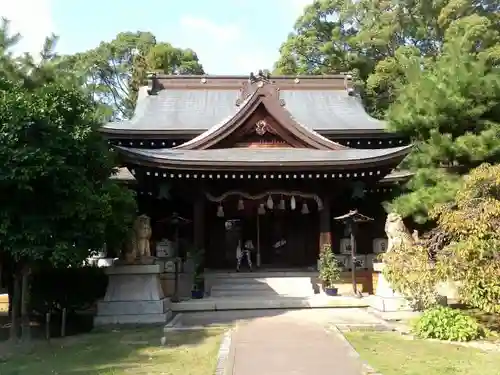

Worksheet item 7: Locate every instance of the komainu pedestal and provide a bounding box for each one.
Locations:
[94,264,172,325]
[369,212,413,312]
[370,262,411,312]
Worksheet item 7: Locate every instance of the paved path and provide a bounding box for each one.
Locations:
[225,310,369,375]
[168,309,381,374]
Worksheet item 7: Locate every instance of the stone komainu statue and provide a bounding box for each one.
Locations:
[123,214,152,263]
[384,212,415,252]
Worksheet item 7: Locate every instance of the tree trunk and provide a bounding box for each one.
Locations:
[20,264,31,342]
[9,269,21,342]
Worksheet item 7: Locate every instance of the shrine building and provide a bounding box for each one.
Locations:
[102,72,411,271]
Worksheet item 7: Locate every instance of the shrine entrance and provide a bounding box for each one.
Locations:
[206,196,319,270]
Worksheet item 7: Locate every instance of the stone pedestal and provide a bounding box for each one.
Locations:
[370,262,411,312]
[94,264,172,325]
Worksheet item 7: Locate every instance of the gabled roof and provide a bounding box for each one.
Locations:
[101,74,387,136]
[175,82,347,151]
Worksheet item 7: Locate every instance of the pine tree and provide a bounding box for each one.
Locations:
[387,15,500,223]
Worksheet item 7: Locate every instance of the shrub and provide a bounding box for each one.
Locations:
[382,243,441,310]
[430,164,500,313]
[318,245,341,288]
[412,306,484,342]
[30,266,108,315]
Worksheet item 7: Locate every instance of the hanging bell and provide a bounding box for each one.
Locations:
[290,196,296,210]
[278,196,286,210]
[301,202,309,215]
[258,203,266,215]
[237,198,244,210]
[217,204,224,217]
[267,195,274,209]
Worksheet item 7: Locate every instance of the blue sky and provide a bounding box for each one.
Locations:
[1,0,312,74]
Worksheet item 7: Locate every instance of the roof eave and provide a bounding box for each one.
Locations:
[115,145,412,172]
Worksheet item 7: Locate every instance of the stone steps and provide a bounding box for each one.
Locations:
[208,275,316,298]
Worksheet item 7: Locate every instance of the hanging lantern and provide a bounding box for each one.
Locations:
[267,195,274,209]
[290,196,296,210]
[301,202,309,215]
[258,203,266,215]
[217,204,224,217]
[278,196,286,210]
[317,198,323,211]
[237,198,244,210]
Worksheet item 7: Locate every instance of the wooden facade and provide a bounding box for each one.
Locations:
[103,72,412,270]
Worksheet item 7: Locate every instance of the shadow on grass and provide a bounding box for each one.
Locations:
[0,325,222,375]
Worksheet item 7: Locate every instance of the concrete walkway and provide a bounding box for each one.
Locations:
[227,312,366,375]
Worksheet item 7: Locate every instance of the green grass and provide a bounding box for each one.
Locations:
[345,331,500,375]
[0,326,224,375]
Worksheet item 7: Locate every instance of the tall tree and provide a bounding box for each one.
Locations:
[386,15,500,222]
[274,0,499,117]
[66,32,205,120]
[0,22,137,341]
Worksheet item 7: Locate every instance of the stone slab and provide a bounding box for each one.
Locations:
[94,311,172,325]
[369,295,412,312]
[97,298,171,316]
[170,296,370,312]
[166,308,385,330]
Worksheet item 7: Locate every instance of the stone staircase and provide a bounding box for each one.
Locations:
[207,271,317,298]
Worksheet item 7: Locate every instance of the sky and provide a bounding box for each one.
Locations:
[0,0,313,74]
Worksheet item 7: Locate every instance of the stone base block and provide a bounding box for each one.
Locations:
[95,298,172,326]
[369,295,412,312]
[97,298,171,316]
[94,264,172,326]
[94,311,172,325]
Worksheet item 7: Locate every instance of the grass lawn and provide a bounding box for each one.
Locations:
[0,326,224,375]
[345,331,500,375]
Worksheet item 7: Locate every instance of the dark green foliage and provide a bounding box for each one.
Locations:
[0,79,134,266]
[413,306,484,342]
[274,0,499,118]
[387,16,500,222]
[0,21,137,267]
[275,3,500,223]
[30,266,108,315]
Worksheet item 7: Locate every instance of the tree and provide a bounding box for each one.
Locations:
[386,15,500,222]
[65,32,205,120]
[273,0,499,117]
[431,164,500,313]
[384,164,500,313]
[0,22,137,341]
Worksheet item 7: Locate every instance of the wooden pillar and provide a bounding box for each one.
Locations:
[193,194,205,252]
[319,196,332,253]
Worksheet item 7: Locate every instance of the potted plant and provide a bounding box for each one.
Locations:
[318,244,341,296]
[190,248,205,299]
[191,275,204,299]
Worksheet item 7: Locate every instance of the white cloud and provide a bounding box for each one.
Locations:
[179,16,240,43]
[0,0,55,56]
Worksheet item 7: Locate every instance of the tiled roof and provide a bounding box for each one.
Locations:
[102,86,386,134]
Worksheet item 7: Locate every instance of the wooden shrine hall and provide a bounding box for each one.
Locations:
[102,71,412,270]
